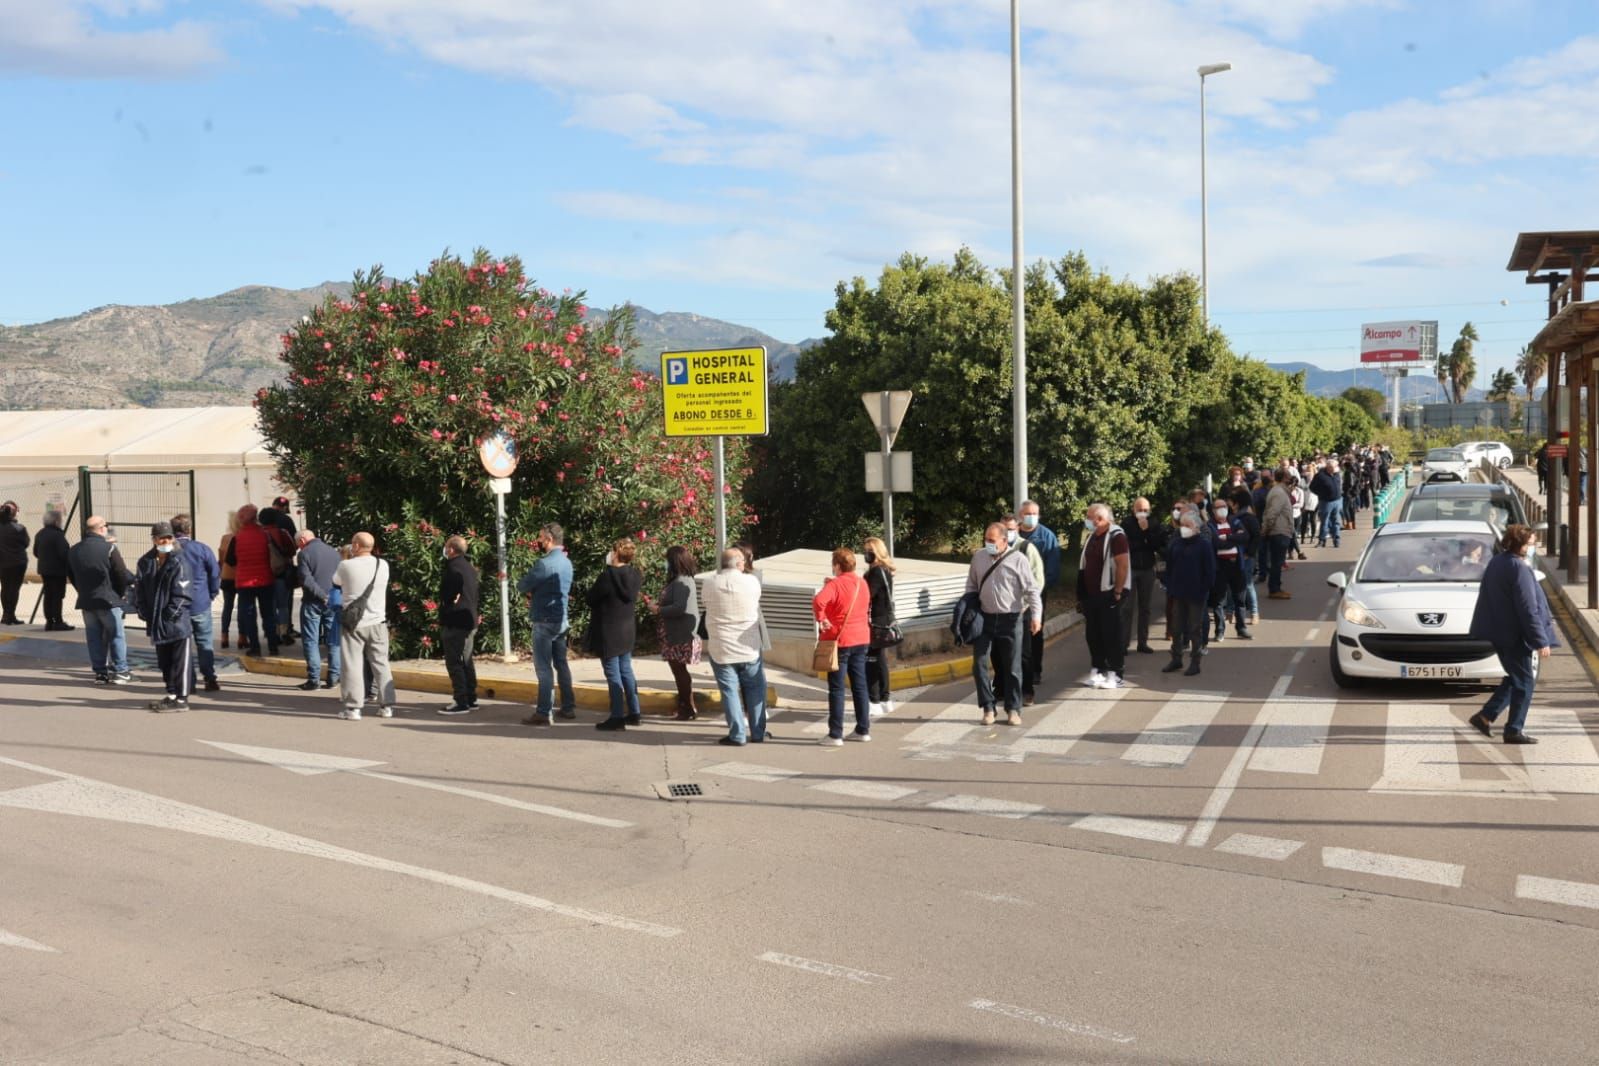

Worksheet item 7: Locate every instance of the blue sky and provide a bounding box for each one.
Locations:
[2,0,1596,388]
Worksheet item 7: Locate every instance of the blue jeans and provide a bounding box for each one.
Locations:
[83,606,129,675]
[1238,558,1258,615]
[1266,534,1292,593]
[1479,648,1538,733]
[236,586,278,652]
[712,656,768,743]
[275,575,292,635]
[189,612,217,684]
[1318,499,1343,545]
[300,597,342,683]
[601,653,641,721]
[532,621,575,717]
[827,643,872,738]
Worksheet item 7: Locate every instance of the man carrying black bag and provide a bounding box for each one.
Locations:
[963,522,1043,728]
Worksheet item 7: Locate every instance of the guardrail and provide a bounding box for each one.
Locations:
[1372,465,1410,527]
[1480,459,1546,527]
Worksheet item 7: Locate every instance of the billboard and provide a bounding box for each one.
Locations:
[1360,320,1437,364]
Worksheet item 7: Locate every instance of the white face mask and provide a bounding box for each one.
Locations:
[1020,514,1039,529]
[1215,508,1229,519]
[1134,511,1150,520]
[1179,526,1197,539]
[155,542,175,554]
[1171,509,1183,521]
[1005,529,1018,544]
[442,547,451,561]
[604,551,615,566]
[1083,518,1096,532]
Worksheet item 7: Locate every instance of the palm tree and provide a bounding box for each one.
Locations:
[1435,349,1453,404]
[1448,322,1479,403]
[1514,343,1547,408]
[1487,368,1517,402]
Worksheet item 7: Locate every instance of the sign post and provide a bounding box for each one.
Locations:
[661,347,769,559]
[861,391,913,556]
[478,432,520,663]
[1360,320,1437,427]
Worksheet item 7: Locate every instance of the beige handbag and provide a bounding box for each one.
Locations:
[813,577,862,673]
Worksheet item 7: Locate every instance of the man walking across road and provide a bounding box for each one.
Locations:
[1017,500,1058,692]
[1078,503,1131,688]
[172,514,221,693]
[334,532,395,720]
[1121,497,1166,656]
[967,522,1043,726]
[518,523,575,726]
[1468,525,1557,745]
[1262,470,1296,601]
[294,529,343,691]
[135,522,194,712]
[1310,459,1344,549]
[33,508,73,631]
[68,516,133,685]
[703,546,769,745]
[437,535,481,715]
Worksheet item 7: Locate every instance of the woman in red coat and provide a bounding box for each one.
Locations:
[812,546,872,746]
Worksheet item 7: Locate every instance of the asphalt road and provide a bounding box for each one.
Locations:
[4,510,1597,1065]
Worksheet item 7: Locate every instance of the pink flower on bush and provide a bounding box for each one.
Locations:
[430,428,443,440]
[392,414,406,424]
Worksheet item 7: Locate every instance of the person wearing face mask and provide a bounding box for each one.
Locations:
[1309,459,1344,548]
[1261,470,1297,600]
[135,521,195,712]
[1162,512,1216,676]
[1001,515,1045,704]
[861,536,898,717]
[652,545,702,721]
[294,528,344,692]
[1078,503,1131,689]
[436,535,482,715]
[518,523,576,726]
[1207,498,1251,642]
[590,538,644,732]
[1159,500,1189,643]
[965,522,1043,725]
[1467,525,1556,744]
[1121,497,1166,657]
[1241,457,1260,489]
[1015,500,1060,591]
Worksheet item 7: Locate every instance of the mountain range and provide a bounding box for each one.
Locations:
[0,282,1492,410]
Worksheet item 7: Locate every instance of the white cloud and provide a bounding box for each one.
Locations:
[0,0,221,78]
[553,191,720,226]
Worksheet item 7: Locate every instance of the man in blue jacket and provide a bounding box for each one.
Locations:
[172,514,221,692]
[135,521,194,712]
[1017,500,1058,689]
[1467,525,1557,744]
[517,522,575,726]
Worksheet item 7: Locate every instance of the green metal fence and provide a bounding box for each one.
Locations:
[1373,466,1410,528]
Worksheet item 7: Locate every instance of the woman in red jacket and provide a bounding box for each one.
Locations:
[812,547,872,746]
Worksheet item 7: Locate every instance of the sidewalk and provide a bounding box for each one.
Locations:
[1498,465,1599,659]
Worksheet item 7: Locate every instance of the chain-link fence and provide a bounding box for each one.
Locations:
[79,468,196,543]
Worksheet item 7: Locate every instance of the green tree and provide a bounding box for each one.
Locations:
[1486,368,1518,402]
[255,249,749,656]
[1340,385,1387,421]
[1447,322,1479,403]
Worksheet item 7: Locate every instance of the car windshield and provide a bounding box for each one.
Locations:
[1403,497,1517,527]
[1358,531,1498,583]
[1426,448,1463,461]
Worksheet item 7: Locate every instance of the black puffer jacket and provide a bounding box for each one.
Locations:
[0,518,29,569]
[586,564,641,659]
[135,549,194,645]
[68,533,133,610]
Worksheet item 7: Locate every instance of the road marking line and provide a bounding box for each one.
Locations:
[963,890,1034,906]
[807,778,920,802]
[702,761,804,784]
[1369,703,1546,799]
[1519,705,1599,796]
[757,952,888,984]
[352,770,631,828]
[0,757,680,938]
[1247,698,1337,775]
[1072,814,1187,844]
[1214,833,1304,861]
[805,685,931,733]
[900,700,981,748]
[969,999,1135,1045]
[925,794,1043,820]
[1122,690,1227,768]
[1012,687,1129,758]
[199,740,385,776]
[1305,627,1321,641]
[1186,711,1271,848]
[1322,846,1464,887]
[1516,875,1599,911]
[0,928,58,953]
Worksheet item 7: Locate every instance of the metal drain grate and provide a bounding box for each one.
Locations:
[668,782,703,797]
[653,780,712,800]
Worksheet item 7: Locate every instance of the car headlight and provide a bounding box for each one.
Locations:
[1342,598,1385,628]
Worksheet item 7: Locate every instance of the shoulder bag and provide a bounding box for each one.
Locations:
[812,576,863,674]
[951,550,1011,646]
[340,559,384,631]
[869,569,903,648]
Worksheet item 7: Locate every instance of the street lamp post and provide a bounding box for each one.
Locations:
[1010,0,1027,510]
[1198,61,1231,328]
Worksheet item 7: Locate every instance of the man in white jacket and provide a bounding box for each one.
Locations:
[702,548,768,745]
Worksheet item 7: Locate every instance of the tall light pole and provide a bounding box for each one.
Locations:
[1198,61,1231,328]
[1010,0,1027,509]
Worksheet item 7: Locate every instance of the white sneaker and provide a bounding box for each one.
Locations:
[847,731,871,742]
[1091,672,1112,689]
[818,736,844,747]
[1082,670,1104,687]
[1102,675,1126,689]
[341,708,362,720]
[882,700,896,715]
[868,702,883,718]
[378,706,395,718]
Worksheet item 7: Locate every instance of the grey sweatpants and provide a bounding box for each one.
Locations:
[340,621,395,711]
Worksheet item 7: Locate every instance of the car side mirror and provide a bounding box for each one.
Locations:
[1326,572,1348,590]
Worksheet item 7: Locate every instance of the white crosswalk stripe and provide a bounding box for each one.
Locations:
[1122,691,1228,768]
[1370,702,1546,799]
[1247,697,1336,775]
[1010,687,1130,758]
[1520,704,1599,795]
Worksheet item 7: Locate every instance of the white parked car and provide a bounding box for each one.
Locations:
[1421,447,1473,482]
[1325,520,1540,686]
[1458,440,1514,469]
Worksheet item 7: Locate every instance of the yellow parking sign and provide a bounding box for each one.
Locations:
[660,347,769,437]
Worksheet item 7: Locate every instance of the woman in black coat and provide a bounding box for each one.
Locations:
[33,509,73,630]
[0,502,30,625]
[589,537,643,731]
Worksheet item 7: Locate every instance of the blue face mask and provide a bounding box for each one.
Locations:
[984,542,1002,556]
[1020,515,1039,529]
